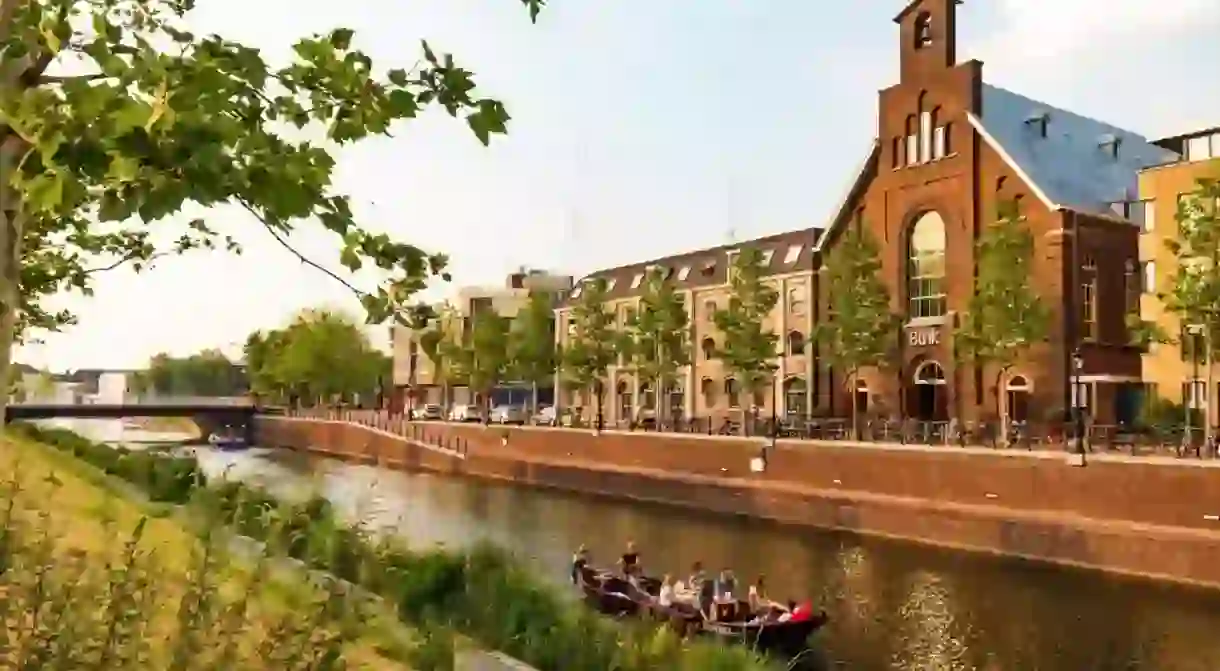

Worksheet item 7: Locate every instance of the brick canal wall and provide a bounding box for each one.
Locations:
[255,416,1220,590]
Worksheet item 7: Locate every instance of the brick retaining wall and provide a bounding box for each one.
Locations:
[255,417,1220,590]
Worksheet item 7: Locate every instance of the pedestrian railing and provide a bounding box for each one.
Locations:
[268,407,1220,460]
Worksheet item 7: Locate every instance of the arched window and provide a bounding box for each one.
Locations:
[907,211,947,318]
[638,382,654,410]
[914,11,932,48]
[701,337,716,360]
[787,331,806,356]
[700,378,716,408]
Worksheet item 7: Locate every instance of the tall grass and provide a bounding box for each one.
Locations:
[12,423,786,671]
[0,427,385,670]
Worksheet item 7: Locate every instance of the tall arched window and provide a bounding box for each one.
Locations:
[908,212,947,318]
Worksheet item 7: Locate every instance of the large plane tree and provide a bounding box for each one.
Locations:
[0,0,543,414]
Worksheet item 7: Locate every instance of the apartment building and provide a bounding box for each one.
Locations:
[390,270,573,411]
[555,230,816,425]
[1136,127,1220,421]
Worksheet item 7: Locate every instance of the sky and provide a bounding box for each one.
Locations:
[15,0,1220,372]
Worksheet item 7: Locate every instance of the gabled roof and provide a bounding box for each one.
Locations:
[813,140,880,253]
[973,84,1179,215]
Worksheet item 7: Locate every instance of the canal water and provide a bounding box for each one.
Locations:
[67,420,1220,671]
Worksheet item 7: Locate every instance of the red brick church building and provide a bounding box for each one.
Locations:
[812,0,1175,424]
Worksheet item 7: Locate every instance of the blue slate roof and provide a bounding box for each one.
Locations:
[974,84,1180,215]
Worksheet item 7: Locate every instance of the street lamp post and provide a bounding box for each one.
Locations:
[1071,349,1087,467]
[1186,323,1204,455]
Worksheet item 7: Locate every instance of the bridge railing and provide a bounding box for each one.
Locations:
[121,396,252,407]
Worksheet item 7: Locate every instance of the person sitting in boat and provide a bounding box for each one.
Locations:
[656,574,675,609]
[571,545,591,585]
[698,568,716,620]
[687,561,705,589]
[747,574,767,614]
[617,540,641,579]
[715,568,737,601]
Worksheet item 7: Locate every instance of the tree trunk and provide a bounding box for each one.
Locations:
[849,368,858,440]
[995,367,1007,448]
[530,380,539,418]
[0,135,24,424]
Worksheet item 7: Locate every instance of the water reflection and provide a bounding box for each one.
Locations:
[69,428,1220,671]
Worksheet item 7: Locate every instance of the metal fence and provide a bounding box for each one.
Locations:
[272,406,1220,460]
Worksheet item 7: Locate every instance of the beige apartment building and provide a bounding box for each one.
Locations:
[390,270,572,411]
[553,229,816,426]
[1137,127,1220,422]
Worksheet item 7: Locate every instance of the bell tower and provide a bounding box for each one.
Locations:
[895,0,961,83]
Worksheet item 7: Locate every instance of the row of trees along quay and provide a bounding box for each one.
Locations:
[0,0,545,422]
[407,202,1061,442]
[1129,177,1220,447]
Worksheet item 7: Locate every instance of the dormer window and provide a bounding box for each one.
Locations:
[605,278,617,291]
[1025,112,1049,138]
[914,12,932,48]
[761,249,775,266]
[1098,134,1121,159]
[677,266,691,281]
[630,273,643,289]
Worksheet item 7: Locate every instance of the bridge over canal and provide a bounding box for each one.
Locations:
[4,396,266,440]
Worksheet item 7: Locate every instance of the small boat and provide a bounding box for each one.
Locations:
[574,565,827,659]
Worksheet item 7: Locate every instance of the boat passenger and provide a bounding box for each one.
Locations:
[789,600,815,623]
[698,569,716,619]
[777,600,797,623]
[715,568,737,601]
[657,574,675,608]
[571,545,590,585]
[687,561,705,588]
[747,574,766,613]
[618,540,641,578]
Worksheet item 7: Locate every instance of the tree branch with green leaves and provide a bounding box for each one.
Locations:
[711,247,779,431]
[953,201,1048,436]
[0,0,543,412]
[560,278,616,429]
[622,266,690,425]
[508,290,558,414]
[811,225,900,435]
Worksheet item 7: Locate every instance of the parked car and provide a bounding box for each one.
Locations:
[532,406,556,426]
[449,404,480,422]
[412,404,443,420]
[491,405,526,425]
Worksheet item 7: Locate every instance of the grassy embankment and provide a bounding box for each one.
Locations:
[9,424,788,671]
[0,430,414,669]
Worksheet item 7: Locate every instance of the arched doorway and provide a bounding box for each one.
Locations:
[909,360,947,421]
[1006,375,1031,422]
[784,377,807,417]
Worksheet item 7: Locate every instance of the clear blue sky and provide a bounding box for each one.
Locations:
[17,0,1220,371]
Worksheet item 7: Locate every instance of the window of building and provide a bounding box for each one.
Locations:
[787,331,805,356]
[788,285,806,315]
[1025,112,1048,138]
[783,244,802,264]
[604,278,616,292]
[920,111,932,163]
[570,286,582,299]
[761,249,775,266]
[700,378,716,407]
[1185,133,1218,162]
[724,378,741,409]
[1141,261,1156,293]
[907,211,947,319]
[1099,135,1120,159]
[914,11,932,48]
[677,265,690,281]
[906,114,918,167]
[892,137,901,169]
[933,125,946,160]
[630,273,643,289]
[1081,255,1097,341]
[701,337,716,359]
[704,300,716,322]
[701,262,716,277]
